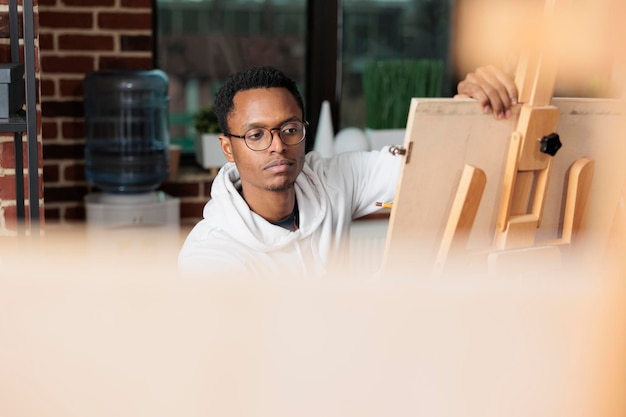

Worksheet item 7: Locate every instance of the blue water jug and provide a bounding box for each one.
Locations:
[83,69,170,194]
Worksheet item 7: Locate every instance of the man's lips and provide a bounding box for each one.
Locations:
[264,159,294,173]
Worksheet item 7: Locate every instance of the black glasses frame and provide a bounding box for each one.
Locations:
[225,120,309,151]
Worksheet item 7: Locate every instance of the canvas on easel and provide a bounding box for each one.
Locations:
[379,97,626,277]
[378,0,626,278]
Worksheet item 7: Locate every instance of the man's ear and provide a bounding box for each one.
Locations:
[219,135,235,162]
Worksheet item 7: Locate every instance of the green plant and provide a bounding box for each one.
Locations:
[193,105,220,134]
[363,59,444,129]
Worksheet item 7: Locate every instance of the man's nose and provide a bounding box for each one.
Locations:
[268,129,285,152]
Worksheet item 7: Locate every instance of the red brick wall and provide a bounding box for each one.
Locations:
[39,0,154,222]
[39,0,210,226]
[0,0,44,235]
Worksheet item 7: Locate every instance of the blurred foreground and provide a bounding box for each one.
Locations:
[3,1,626,414]
[1,225,625,417]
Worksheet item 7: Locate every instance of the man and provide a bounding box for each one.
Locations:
[178,65,516,276]
[178,65,404,276]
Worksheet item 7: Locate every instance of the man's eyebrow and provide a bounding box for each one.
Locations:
[241,116,301,130]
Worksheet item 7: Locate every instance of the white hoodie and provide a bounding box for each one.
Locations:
[178,147,401,277]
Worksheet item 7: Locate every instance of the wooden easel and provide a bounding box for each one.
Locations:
[380,0,626,277]
[483,0,575,275]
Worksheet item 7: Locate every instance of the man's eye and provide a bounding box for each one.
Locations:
[246,130,265,141]
[282,124,301,135]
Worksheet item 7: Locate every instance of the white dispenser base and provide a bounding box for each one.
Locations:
[85,191,182,260]
[85,191,180,228]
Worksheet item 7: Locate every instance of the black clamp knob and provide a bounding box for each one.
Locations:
[539,132,562,156]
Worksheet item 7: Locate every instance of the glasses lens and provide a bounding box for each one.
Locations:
[279,121,305,145]
[244,128,271,150]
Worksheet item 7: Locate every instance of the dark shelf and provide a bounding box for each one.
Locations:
[0,110,27,133]
[5,0,39,236]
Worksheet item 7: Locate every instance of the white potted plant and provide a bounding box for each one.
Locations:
[193,105,227,170]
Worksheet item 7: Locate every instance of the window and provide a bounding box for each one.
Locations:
[154,0,454,157]
[155,0,307,155]
[342,0,453,129]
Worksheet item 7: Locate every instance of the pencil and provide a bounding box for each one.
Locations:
[375,201,393,209]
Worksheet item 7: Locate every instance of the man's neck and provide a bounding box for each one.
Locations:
[241,186,296,223]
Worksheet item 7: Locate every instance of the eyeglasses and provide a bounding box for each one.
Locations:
[225,120,308,151]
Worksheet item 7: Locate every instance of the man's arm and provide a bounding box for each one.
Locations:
[456,65,519,120]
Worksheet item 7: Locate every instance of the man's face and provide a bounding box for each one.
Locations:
[220,87,306,194]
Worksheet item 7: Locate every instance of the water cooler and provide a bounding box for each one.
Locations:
[82,70,180,239]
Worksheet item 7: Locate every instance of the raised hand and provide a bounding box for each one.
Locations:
[456,65,519,119]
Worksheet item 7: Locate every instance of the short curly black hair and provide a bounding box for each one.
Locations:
[213,65,305,135]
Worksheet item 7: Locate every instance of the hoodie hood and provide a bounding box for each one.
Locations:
[203,160,328,252]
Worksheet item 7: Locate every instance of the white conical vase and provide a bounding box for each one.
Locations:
[313,100,334,158]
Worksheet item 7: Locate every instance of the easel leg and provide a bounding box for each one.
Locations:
[434,164,486,276]
[561,157,594,245]
[542,157,594,247]
[604,182,626,278]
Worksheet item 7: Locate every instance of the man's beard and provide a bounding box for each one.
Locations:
[266,179,296,192]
